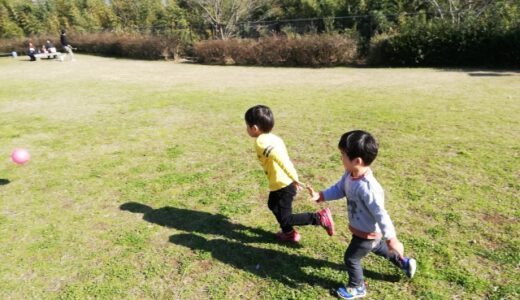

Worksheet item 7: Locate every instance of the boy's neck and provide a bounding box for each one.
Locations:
[351,166,370,178]
[255,131,268,138]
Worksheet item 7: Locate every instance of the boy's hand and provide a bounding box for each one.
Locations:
[306,185,323,202]
[292,181,304,191]
[386,238,404,258]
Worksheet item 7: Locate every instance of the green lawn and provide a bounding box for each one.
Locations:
[0,55,519,299]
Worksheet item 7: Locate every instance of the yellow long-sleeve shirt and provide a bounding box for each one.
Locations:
[254,133,299,191]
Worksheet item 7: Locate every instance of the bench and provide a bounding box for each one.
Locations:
[0,52,17,57]
[34,51,65,61]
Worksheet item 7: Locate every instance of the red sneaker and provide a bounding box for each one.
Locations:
[275,230,301,242]
[318,208,335,236]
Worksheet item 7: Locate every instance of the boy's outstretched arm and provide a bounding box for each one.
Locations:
[307,172,349,202]
[307,185,324,202]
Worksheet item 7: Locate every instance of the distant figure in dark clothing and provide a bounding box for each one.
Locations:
[60,30,69,47]
[60,30,75,61]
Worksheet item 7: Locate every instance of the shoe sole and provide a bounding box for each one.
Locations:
[337,290,366,299]
[275,233,301,243]
[322,208,335,236]
[407,258,417,278]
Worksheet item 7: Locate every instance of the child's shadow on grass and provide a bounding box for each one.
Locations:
[120,202,400,286]
[169,233,345,290]
[120,201,295,246]
[0,179,10,186]
[364,269,400,283]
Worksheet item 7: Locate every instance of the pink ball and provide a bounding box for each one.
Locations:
[11,148,30,165]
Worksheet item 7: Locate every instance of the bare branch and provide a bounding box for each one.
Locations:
[189,0,260,39]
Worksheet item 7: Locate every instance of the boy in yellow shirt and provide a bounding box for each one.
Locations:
[245,105,334,242]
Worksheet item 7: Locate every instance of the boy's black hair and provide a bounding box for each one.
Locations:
[338,130,378,166]
[245,105,274,133]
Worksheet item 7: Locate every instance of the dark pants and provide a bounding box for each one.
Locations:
[268,184,319,233]
[344,235,403,287]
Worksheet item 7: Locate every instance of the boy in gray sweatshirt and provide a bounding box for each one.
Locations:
[307,130,417,299]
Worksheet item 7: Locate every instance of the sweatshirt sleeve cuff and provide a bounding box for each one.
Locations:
[317,192,325,202]
[384,234,397,242]
[322,190,335,201]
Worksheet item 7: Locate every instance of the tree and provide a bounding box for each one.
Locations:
[188,0,263,39]
[81,0,117,32]
[426,0,500,23]
[0,2,23,38]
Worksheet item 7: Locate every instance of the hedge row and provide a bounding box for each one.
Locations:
[0,33,181,60]
[71,33,181,60]
[194,35,358,67]
[2,25,519,68]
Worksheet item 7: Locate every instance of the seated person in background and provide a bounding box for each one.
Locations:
[44,40,59,58]
[46,40,57,53]
[28,42,36,61]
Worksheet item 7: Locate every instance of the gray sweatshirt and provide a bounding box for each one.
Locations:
[322,169,396,240]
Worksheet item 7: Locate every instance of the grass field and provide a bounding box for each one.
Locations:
[0,55,519,299]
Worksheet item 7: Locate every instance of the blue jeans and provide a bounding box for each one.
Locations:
[344,235,403,287]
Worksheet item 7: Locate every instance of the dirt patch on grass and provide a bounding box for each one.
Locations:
[481,213,512,226]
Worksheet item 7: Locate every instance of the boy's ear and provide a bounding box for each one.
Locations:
[353,157,364,166]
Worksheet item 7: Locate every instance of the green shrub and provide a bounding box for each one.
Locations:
[368,19,520,67]
[0,20,24,39]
